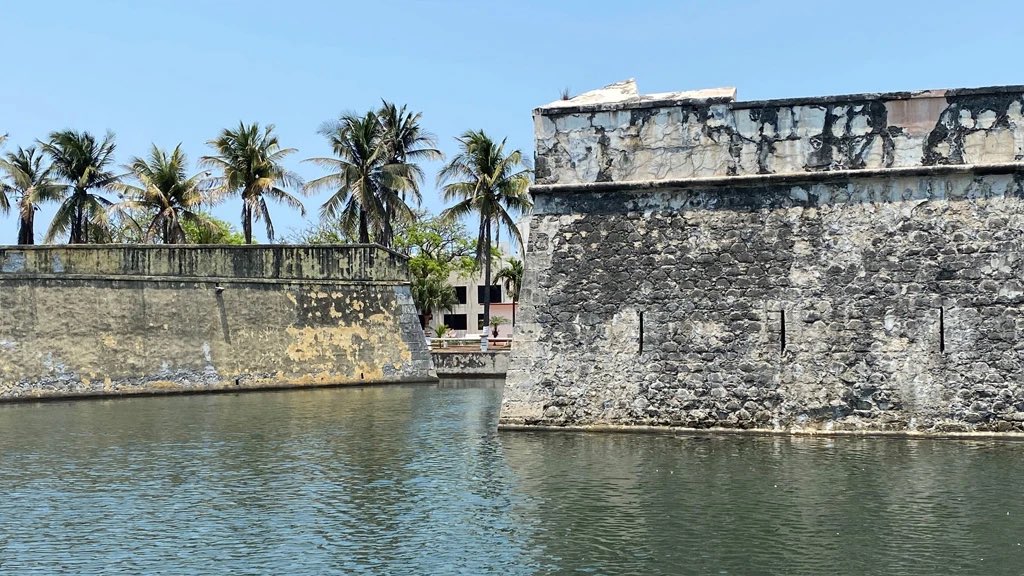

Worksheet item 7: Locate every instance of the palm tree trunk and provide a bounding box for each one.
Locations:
[359,209,369,244]
[483,217,491,330]
[382,206,392,249]
[243,205,253,244]
[18,208,34,245]
[71,200,82,244]
[79,201,87,244]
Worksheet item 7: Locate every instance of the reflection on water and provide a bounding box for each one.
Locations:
[0,380,1023,574]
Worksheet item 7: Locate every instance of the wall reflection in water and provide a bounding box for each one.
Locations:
[0,382,1022,575]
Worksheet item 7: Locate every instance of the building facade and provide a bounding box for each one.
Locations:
[426,265,518,339]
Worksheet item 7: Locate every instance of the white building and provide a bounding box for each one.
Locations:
[425,218,528,339]
[426,265,518,339]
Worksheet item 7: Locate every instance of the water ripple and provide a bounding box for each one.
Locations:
[0,384,1023,574]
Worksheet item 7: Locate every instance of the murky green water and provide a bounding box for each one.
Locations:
[1,380,1023,575]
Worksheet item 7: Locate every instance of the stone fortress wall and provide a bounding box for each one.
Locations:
[0,245,435,400]
[501,80,1024,433]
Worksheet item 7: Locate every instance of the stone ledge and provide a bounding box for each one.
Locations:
[530,162,1024,195]
[0,376,441,404]
[496,423,1024,440]
[432,351,509,377]
[0,244,409,282]
[0,274,409,286]
[536,82,1024,116]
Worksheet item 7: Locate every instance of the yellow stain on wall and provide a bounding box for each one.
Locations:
[284,310,412,381]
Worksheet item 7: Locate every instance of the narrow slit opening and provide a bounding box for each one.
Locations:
[940,306,945,354]
[639,311,644,355]
[780,309,787,353]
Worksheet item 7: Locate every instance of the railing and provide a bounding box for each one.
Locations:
[427,337,512,351]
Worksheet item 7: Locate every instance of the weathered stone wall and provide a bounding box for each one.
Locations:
[432,351,509,377]
[0,245,434,400]
[502,83,1024,434]
[536,81,1024,184]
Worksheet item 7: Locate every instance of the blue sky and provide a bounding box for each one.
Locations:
[1,0,1021,244]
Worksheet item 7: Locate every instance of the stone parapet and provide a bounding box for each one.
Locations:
[534,80,1024,185]
[0,244,408,283]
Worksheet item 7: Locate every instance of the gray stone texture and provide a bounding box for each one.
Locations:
[432,351,509,377]
[535,84,1024,185]
[502,83,1024,433]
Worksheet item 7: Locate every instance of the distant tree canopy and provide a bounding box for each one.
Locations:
[0,108,531,253]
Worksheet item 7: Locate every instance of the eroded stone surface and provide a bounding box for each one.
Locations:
[534,84,1024,185]
[0,246,434,400]
[505,82,1024,433]
[503,172,1024,432]
[432,351,509,377]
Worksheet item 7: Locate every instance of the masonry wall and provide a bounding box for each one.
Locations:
[535,84,1024,185]
[502,84,1024,433]
[0,245,435,400]
[432,351,509,377]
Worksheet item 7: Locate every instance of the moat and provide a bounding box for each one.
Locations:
[2,380,1023,575]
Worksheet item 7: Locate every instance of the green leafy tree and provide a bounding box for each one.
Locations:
[489,315,508,337]
[439,130,531,328]
[391,211,482,327]
[393,210,478,275]
[0,147,64,244]
[305,112,384,244]
[410,257,459,329]
[201,122,304,244]
[494,257,524,326]
[182,214,246,244]
[285,218,357,244]
[114,144,214,243]
[40,130,121,243]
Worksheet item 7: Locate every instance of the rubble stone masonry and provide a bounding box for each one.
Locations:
[501,81,1024,433]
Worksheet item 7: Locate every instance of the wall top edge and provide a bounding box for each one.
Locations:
[535,84,1024,117]
[0,243,410,260]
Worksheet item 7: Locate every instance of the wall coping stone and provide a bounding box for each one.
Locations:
[496,424,1024,440]
[530,162,1024,195]
[536,83,1024,116]
[0,244,408,282]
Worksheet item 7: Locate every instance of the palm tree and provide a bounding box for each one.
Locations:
[114,144,213,244]
[377,102,442,246]
[439,130,531,328]
[305,107,434,247]
[0,147,64,244]
[201,122,304,244]
[305,112,385,244]
[411,265,459,330]
[0,134,5,214]
[40,130,120,243]
[494,257,524,327]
